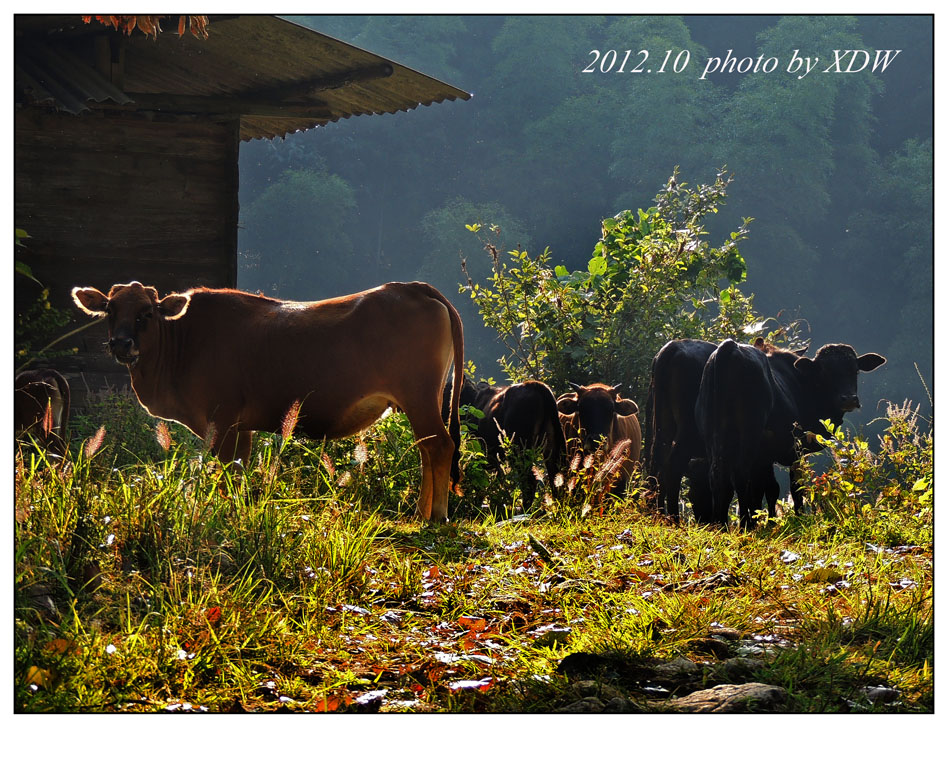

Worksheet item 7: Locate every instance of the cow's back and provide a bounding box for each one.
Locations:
[169,282,459,440]
[697,339,774,466]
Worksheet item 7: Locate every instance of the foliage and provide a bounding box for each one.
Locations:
[14,229,76,371]
[417,197,531,371]
[239,167,360,299]
[464,169,787,401]
[14,404,932,714]
[837,138,933,405]
[235,15,931,420]
[799,400,933,547]
[605,16,721,209]
[15,288,73,371]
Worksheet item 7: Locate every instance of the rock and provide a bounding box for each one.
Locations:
[603,696,637,712]
[688,637,733,659]
[574,680,624,702]
[531,625,571,648]
[556,696,606,713]
[864,686,900,703]
[712,657,767,681]
[670,682,787,713]
[556,652,612,677]
[653,656,701,680]
[708,626,744,641]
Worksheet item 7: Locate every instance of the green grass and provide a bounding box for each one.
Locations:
[14,402,933,713]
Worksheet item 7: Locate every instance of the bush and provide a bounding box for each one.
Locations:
[462,168,799,402]
[799,400,933,546]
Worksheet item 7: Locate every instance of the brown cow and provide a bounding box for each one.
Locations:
[72,281,464,522]
[556,382,641,491]
[15,368,70,455]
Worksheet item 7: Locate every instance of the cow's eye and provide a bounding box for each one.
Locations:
[136,311,153,325]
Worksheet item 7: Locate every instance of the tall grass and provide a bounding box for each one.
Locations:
[15,400,932,713]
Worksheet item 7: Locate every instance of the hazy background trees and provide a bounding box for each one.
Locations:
[237,14,932,426]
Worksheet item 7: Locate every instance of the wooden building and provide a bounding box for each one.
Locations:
[14,14,470,403]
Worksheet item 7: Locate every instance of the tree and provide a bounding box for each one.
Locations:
[605,16,722,211]
[713,16,879,319]
[238,168,361,300]
[416,198,531,374]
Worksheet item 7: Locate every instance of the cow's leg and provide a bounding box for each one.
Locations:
[708,457,734,526]
[789,462,806,513]
[213,424,253,469]
[687,458,713,523]
[520,471,538,511]
[764,466,780,519]
[415,440,435,521]
[735,469,757,530]
[544,446,561,497]
[645,436,666,515]
[418,427,454,522]
[663,440,695,519]
[404,403,454,522]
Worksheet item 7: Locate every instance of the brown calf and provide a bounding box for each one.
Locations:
[557,382,641,490]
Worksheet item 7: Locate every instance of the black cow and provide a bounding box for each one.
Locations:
[646,338,786,522]
[448,378,567,508]
[15,368,71,456]
[645,339,717,521]
[696,339,885,528]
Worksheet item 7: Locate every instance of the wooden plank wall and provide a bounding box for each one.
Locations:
[14,107,241,407]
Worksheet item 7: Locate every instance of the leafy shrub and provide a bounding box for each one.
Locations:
[799,400,933,546]
[462,168,799,403]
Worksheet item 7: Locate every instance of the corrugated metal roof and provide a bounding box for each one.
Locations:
[14,14,472,140]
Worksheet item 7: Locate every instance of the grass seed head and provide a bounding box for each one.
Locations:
[281,400,302,441]
[156,421,173,451]
[84,425,106,459]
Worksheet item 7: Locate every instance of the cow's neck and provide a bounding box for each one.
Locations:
[128,316,191,424]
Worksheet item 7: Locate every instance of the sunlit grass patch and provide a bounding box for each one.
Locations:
[15,403,932,713]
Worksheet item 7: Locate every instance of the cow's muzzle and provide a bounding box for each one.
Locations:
[839,394,860,412]
[109,337,139,367]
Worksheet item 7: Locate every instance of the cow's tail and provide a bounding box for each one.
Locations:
[707,339,737,507]
[418,282,464,491]
[448,305,464,491]
[644,364,659,480]
[541,382,568,470]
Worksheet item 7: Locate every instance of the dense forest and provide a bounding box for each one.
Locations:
[237,15,933,428]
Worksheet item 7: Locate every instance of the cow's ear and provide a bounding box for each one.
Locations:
[857,353,886,373]
[793,355,821,382]
[158,292,191,320]
[72,287,109,316]
[556,394,578,414]
[616,398,639,416]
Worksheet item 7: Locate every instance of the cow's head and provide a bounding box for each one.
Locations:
[557,382,639,451]
[793,343,886,419]
[72,281,191,367]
